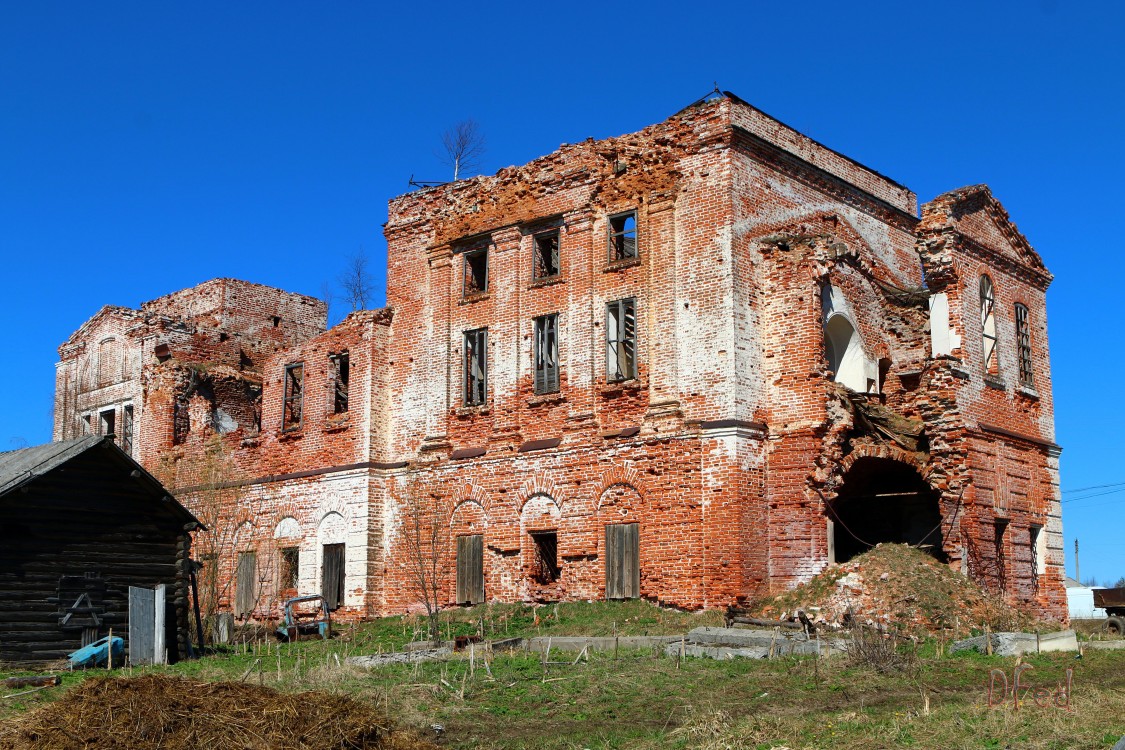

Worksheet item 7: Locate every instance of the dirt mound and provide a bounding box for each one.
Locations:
[754,544,1047,637]
[0,674,436,750]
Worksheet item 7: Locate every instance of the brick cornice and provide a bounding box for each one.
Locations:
[732,127,918,232]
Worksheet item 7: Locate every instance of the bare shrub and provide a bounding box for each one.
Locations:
[845,626,917,674]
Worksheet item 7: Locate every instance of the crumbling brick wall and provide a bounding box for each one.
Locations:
[54,94,1067,623]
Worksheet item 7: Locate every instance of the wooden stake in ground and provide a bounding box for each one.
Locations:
[107,628,113,670]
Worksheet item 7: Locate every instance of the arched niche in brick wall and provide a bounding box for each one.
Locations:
[829,457,944,565]
[450,499,486,535]
[274,516,301,539]
[317,511,347,546]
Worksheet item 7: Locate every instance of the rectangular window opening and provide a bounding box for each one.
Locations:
[279,546,299,591]
[608,212,637,261]
[99,408,116,439]
[606,298,637,382]
[330,351,350,414]
[456,534,485,605]
[1030,524,1046,581]
[464,328,488,406]
[994,520,1008,593]
[282,363,304,430]
[534,314,560,394]
[533,230,560,279]
[463,246,489,296]
[1015,303,1033,387]
[530,531,560,584]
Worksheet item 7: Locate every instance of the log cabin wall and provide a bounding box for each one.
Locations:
[0,438,195,665]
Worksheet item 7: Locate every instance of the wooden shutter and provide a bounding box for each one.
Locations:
[236,552,256,617]
[605,524,639,600]
[322,544,345,611]
[456,535,484,605]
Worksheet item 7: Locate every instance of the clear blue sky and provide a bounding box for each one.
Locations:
[2,2,1121,583]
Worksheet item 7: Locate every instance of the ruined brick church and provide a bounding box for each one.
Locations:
[54,93,1067,622]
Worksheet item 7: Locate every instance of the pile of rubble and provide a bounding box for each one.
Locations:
[752,544,1047,638]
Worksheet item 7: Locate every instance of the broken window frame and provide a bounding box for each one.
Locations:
[529,530,560,584]
[328,351,350,415]
[282,362,304,431]
[607,211,638,262]
[532,228,561,280]
[1014,303,1033,387]
[279,546,300,591]
[121,404,134,455]
[462,244,489,297]
[533,313,560,394]
[980,275,998,375]
[463,328,488,406]
[606,298,637,382]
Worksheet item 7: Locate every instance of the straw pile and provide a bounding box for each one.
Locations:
[0,674,436,750]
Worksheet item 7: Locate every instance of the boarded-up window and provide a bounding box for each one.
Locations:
[236,552,257,618]
[534,314,559,394]
[283,363,304,430]
[279,546,299,591]
[605,523,640,600]
[322,543,345,610]
[456,534,484,605]
[530,531,560,584]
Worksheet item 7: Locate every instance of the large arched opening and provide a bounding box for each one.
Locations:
[830,457,945,564]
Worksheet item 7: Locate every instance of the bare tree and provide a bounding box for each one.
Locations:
[399,487,450,645]
[339,251,375,312]
[320,281,335,323]
[439,119,486,181]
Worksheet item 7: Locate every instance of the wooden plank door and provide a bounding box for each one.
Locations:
[456,535,484,605]
[605,523,640,600]
[235,552,256,618]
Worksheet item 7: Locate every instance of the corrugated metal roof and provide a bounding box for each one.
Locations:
[0,436,200,526]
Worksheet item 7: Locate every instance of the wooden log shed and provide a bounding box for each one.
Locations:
[0,436,200,665]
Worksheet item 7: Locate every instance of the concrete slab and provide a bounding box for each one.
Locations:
[348,646,451,668]
[949,630,1078,656]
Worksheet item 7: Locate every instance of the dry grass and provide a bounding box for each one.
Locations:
[0,674,436,750]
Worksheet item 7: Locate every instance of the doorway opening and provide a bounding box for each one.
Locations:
[831,457,945,564]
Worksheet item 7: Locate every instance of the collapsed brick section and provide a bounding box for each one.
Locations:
[54,95,1066,624]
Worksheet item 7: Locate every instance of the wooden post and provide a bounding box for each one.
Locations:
[107,628,113,670]
[984,625,992,656]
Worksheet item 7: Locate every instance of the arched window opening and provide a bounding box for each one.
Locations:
[830,458,945,565]
[980,275,997,375]
[825,314,867,392]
